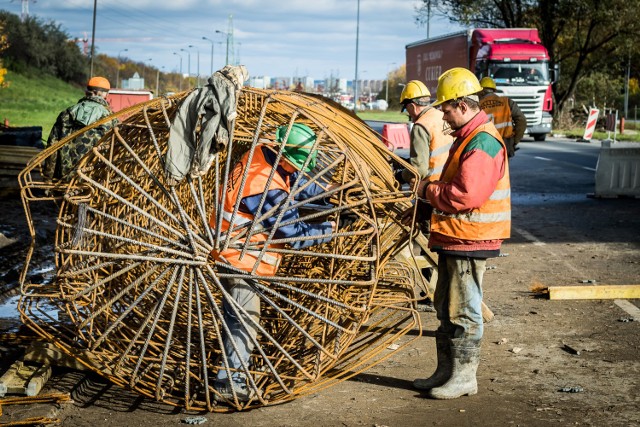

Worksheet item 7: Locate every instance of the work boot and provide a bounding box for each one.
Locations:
[413,333,452,390]
[428,339,480,399]
[214,380,253,403]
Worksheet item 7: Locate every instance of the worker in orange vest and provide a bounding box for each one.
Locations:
[397,80,454,184]
[210,123,341,403]
[479,76,526,158]
[408,68,511,399]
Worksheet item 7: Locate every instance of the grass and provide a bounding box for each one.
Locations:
[356,110,409,123]
[0,69,84,138]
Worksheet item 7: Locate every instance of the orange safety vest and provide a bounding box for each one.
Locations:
[480,94,513,139]
[430,122,511,240]
[210,147,287,276]
[414,108,454,181]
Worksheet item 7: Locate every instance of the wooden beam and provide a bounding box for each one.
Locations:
[548,285,640,300]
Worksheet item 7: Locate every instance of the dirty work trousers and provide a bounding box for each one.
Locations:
[433,254,486,342]
[216,277,260,385]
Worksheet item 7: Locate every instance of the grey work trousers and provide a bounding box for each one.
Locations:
[216,277,260,385]
[433,254,486,342]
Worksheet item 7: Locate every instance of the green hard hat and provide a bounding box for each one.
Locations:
[276,123,317,173]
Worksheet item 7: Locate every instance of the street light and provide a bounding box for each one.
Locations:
[116,48,128,89]
[353,0,361,113]
[156,66,164,96]
[173,52,183,91]
[202,36,215,76]
[142,58,152,89]
[386,62,396,103]
[215,29,229,65]
[180,48,191,88]
[188,44,200,87]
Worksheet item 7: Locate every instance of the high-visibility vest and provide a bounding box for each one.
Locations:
[430,122,511,240]
[480,94,513,139]
[414,108,454,181]
[210,147,286,275]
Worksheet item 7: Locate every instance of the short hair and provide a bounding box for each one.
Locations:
[445,96,480,111]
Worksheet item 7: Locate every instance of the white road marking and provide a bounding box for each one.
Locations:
[514,227,545,246]
[614,299,640,320]
[534,156,552,161]
[583,167,596,172]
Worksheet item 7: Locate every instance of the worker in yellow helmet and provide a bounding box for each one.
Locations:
[43,76,116,180]
[397,80,454,184]
[406,68,511,400]
[479,76,526,157]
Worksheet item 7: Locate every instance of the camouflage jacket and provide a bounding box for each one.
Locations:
[42,95,116,180]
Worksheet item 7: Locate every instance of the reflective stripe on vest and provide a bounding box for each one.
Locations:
[414,108,454,182]
[209,146,287,275]
[480,95,513,139]
[430,121,511,240]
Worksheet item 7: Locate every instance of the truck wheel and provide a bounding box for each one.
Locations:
[533,134,547,142]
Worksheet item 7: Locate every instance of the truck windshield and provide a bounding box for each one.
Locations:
[488,62,549,86]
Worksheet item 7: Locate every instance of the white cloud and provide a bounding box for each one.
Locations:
[9,0,463,81]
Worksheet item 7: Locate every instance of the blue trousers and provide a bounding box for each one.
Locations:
[433,254,486,342]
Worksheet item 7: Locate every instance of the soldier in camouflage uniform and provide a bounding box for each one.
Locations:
[43,76,117,180]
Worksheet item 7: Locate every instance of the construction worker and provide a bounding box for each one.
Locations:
[396,80,454,184]
[408,68,511,399]
[43,76,116,180]
[479,76,526,158]
[210,123,339,403]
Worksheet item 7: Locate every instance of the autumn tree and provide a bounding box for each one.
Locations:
[0,20,8,88]
[416,0,640,118]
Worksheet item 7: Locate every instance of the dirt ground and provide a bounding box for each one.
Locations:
[1,184,639,426]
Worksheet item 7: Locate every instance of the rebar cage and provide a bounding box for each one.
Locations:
[18,87,423,411]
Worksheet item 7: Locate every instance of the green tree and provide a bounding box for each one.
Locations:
[416,0,640,118]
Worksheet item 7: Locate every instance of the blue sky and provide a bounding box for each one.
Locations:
[6,0,463,81]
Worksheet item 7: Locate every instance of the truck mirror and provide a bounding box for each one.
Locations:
[551,64,560,84]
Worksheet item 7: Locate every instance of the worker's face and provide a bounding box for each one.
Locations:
[279,158,299,174]
[405,102,419,120]
[440,101,467,130]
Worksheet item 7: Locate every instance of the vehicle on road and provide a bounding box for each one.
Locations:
[406,28,556,141]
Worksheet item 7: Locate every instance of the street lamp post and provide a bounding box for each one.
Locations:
[180,48,191,88]
[202,36,215,76]
[386,62,396,103]
[142,58,152,90]
[215,30,229,65]
[156,66,164,96]
[188,44,200,87]
[116,48,128,89]
[173,52,183,91]
[353,0,361,113]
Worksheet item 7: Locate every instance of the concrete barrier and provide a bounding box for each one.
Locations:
[594,140,640,198]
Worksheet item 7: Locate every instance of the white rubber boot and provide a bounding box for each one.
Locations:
[413,333,452,390]
[428,341,480,399]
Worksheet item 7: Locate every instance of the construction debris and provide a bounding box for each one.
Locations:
[17,74,426,412]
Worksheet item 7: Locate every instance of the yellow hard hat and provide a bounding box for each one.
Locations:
[479,76,497,90]
[400,80,431,104]
[87,76,111,92]
[432,68,482,107]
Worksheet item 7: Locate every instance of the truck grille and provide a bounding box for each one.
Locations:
[499,89,547,127]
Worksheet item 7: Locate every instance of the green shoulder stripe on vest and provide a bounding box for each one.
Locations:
[463,132,502,157]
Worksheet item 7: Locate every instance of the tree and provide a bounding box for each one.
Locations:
[416,0,640,118]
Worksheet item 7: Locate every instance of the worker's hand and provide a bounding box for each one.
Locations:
[416,179,430,200]
[338,212,358,230]
[400,206,414,226]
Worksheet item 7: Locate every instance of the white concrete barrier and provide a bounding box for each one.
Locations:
[594,140,640,198]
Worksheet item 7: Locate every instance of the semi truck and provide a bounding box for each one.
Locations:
[406,28,555,141]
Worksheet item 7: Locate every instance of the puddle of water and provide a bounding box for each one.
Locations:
[0,294,20,318]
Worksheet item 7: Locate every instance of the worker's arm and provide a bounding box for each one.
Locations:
[244,190,333,249]
[508,99,527,145]
[401,124,431,182]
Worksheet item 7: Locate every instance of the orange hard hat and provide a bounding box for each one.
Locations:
[87,76,111,91]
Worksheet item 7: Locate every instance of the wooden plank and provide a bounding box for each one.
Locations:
[548,285,640,300]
